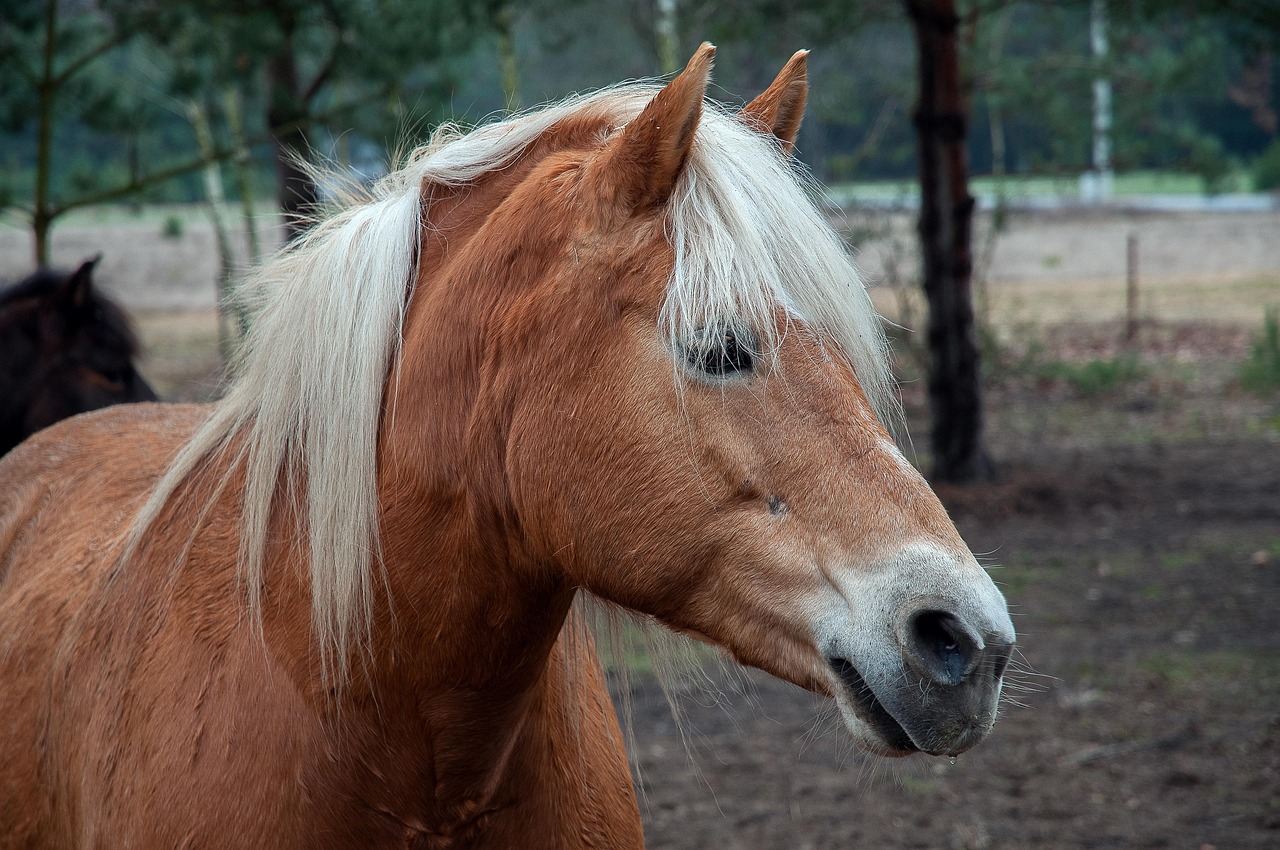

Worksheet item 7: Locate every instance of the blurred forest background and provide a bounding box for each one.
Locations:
[4,0,1278,476]
[1,0,1277,222]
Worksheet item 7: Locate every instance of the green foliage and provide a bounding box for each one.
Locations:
[0,0,501,256]
[963,2,1274,181]
[1252,139,1280,192]
[161,214,185,240]
[1183,132,1236,195]
[1,0,1274,242]
[1239,308,1280,395]
[982,325,1147,396]
[1034,354,1147,396]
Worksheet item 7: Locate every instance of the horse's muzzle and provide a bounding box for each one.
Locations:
[828,608,1013,756]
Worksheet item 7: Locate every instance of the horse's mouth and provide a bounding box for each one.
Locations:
[827,657,919,754]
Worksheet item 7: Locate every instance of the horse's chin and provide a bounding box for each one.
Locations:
[827,657,921,757]
[825,652,1003,758]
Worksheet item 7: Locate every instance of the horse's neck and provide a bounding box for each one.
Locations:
[258,146,638,840]
[319,599,640,847]
[295,478,599,840]
[152,426,633,844]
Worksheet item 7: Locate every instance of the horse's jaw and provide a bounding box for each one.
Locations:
[810,542,1016,758]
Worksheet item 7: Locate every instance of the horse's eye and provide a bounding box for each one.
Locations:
[684,328,755,377]
[98,367,129,387]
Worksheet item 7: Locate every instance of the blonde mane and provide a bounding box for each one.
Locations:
[129,83,897,673]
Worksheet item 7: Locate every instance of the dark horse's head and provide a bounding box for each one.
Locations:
[0,257,157,455]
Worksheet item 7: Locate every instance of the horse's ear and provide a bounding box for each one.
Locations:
[739,50,809,154]
[61,256,102,310]
[597,42,715,212]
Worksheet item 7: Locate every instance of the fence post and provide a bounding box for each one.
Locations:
[1125,232,1139,343]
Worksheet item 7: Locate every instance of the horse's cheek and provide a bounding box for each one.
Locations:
[501,390,692,600]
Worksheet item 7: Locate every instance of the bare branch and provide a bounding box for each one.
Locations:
[303,52,337,105]
[53,30,132,87]
[45,92,391,217]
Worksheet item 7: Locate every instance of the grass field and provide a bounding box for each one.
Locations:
[828,168,1264,205]
[874,270,1280,328]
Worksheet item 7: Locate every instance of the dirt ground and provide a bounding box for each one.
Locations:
[627,434,1280,850]
[3,208,1277,847]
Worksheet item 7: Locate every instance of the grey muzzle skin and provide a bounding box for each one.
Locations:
[819,544,1017,757]
[829,609,1013,756]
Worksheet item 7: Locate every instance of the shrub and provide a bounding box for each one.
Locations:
[1240,308,1280,395]
[161,214,184,240]
[1036,353,1146,396]
[1253,139,1280,192]
[1186,135,1235,195]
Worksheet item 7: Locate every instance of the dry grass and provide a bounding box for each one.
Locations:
[872,270,1280,329]
[4,205,1276,408]
[134,310,224,402]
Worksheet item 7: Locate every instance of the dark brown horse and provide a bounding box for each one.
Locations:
[0,47,1014,848]
[0,257,156,455]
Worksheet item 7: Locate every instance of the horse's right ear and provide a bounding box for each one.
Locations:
[739,50,809,154]
[594,42,715,213]
[61,256,101,310]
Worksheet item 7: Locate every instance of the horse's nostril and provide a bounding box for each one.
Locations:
[905,610,980,686]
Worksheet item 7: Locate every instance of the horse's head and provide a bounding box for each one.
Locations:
[0,258,156,453]
[398,45,1014,758]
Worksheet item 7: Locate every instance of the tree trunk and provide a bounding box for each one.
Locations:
[32,0,59,266]
[498,6,520,110]
[266,25,318,244]
[224,86,257,335]
[655,0,679,74]
[905,0,992,483]
[188,99,238,363]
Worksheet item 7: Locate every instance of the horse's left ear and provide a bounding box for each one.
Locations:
[596,42,715,212]
[739,50,809,154]
[61,256,102,310]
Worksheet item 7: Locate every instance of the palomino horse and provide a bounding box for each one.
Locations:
[0,46,1014,848]
[0,257,156,455]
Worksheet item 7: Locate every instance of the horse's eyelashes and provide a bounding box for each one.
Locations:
[684,327,756,378]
